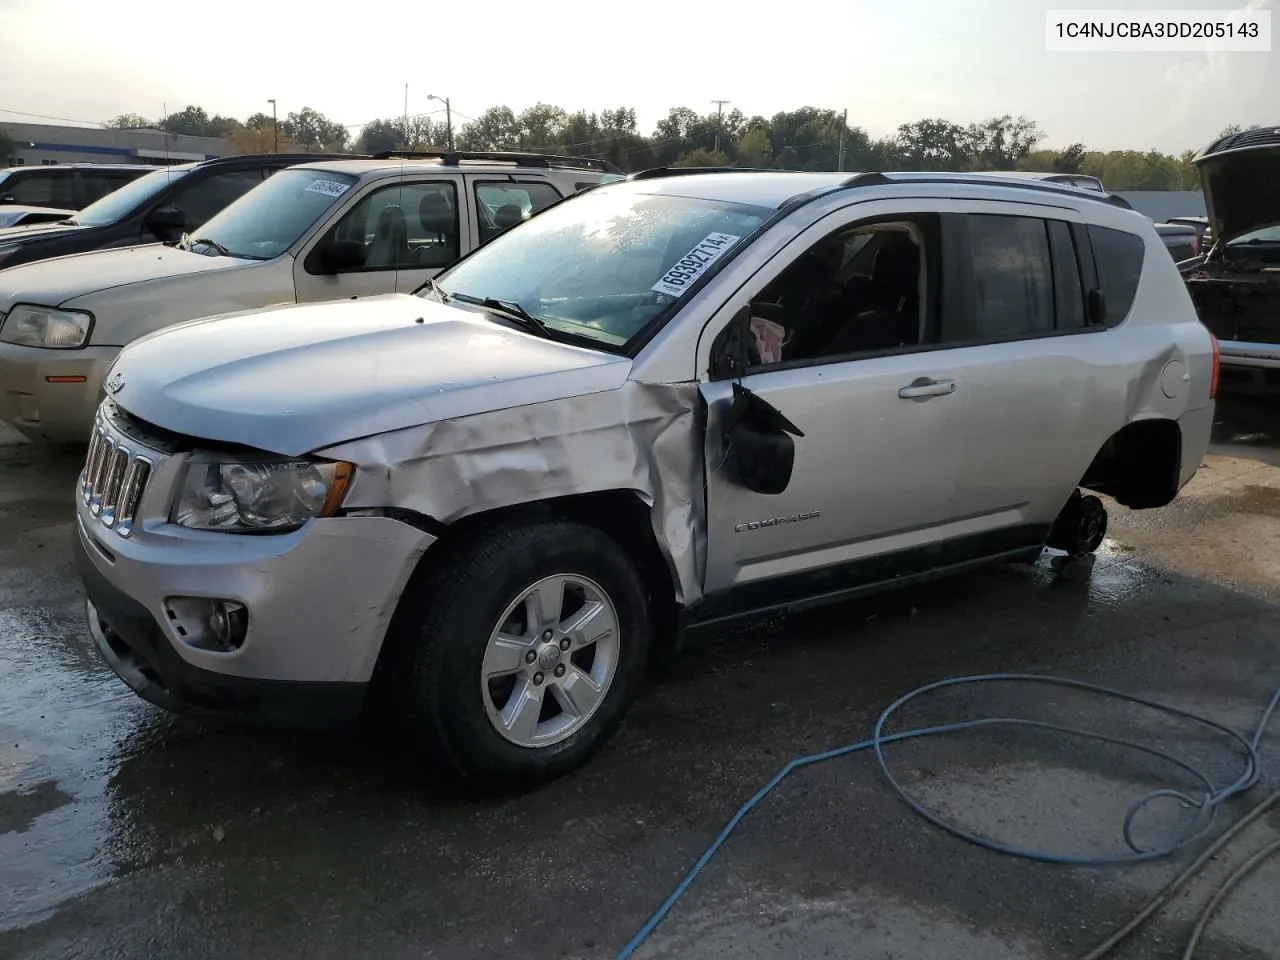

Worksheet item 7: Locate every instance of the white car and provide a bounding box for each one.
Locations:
[0,151,621,441]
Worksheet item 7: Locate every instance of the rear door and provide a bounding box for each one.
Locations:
[293,175,466,301]
[942,206,1115,537]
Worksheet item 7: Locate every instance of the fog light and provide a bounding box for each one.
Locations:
[208,601,248,652]
[164,597,249,652]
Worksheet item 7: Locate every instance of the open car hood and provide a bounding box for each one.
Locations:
[1194,127,1280,245]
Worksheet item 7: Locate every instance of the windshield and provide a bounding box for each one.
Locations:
[186,168,359,260]
[429,189,770,349]
[72,167,191,227]
[1228,225,1280,245]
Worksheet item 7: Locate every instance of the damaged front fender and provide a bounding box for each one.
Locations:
[319,381,709,606]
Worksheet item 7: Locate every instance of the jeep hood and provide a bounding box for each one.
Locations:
[108,294,632,456]
[1196,138,1280,245]
[0,244,248,309]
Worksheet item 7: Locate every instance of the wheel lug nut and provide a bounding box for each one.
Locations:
[525,650,537,664]
[542,629,553,641]
[554,664,565,678]
[559,638,570,651]
[533,672,544,685]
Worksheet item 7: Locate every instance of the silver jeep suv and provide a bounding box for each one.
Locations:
[74,169,1218,790]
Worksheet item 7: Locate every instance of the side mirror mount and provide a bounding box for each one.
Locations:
[319,239,366,275]
[720,382,805,496]
[145,205,187,241]
[1087,288,1107,326]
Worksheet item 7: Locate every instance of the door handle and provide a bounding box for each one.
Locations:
[898,378,956,399]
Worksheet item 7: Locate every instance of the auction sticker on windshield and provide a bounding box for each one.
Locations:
[651,233,741,297]
[306,180,352,199]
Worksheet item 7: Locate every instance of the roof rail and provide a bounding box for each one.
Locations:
[627,166,784,181]
[841,170,1138,210]
[369,150,620,173]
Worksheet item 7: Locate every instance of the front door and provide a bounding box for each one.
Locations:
[697,207,968,601]
[294,176,465,302]
[700,354,966,597]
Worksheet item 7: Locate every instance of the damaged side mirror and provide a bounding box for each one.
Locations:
[721,381,805,495]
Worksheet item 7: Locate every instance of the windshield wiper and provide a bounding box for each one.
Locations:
[423,277,450,302]
[452,293,552,338]
[189,237,232,257]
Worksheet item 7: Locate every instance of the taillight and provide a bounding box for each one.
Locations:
[1209,331,1220,400]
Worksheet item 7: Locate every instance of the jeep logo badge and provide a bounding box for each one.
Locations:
[105,372,125,395]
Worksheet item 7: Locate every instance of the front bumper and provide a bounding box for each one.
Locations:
[76,499,435,725]
[0,342,118,441]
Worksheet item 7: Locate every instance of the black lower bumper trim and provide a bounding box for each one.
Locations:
[74,530,367,729]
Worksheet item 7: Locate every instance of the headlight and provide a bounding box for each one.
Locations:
[174,459,354,532]
[0,303,93,348]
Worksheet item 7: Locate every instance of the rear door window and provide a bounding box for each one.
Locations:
[474,181,563,244]
[3,169,76,207]
[1046,220,1087,330]
[964,214,1055,339]
[1086,225,1145,327]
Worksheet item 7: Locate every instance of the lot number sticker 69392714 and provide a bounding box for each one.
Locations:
[651,233,741,298]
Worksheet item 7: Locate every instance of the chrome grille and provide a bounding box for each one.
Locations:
[81,419,154,537]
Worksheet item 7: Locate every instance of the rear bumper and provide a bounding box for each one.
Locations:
[1217,341,1280,393]
[76,529,368,728]
[0,342,117,441]
[1219,340,1280,369]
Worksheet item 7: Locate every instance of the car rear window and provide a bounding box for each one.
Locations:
[1087,225,1145,327]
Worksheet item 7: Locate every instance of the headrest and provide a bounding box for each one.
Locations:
[872,241,919,292]
[494,203,524,229]
[419,192,454,234]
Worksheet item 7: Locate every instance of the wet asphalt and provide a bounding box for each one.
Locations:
[3,393,1280,960]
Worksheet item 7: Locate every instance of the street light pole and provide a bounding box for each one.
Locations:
[268,99,278,153]
[429,94,453,151]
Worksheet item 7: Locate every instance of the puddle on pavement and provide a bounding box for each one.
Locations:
[0,604,189,931]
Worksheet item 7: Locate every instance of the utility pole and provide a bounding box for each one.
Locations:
[429,94,453,151]
[268,99,278,153]
[837,107,847,171]
[403,84,409,148]
[712,99,730,155]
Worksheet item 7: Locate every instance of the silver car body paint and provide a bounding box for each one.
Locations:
[76,174,1216,688]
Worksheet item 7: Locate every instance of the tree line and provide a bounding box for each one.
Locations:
[73,105,1262,191]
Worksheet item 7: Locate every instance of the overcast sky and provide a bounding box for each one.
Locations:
[0,0,1274,153]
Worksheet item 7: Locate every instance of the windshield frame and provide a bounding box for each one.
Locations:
[69,165,193,227]
[424,184,777,358]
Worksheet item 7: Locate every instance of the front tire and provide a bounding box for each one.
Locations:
[389,520,651,791]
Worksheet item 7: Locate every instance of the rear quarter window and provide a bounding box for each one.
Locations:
[1087,225,1145,327]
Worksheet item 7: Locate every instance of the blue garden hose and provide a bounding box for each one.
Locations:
[616,672,1280,960]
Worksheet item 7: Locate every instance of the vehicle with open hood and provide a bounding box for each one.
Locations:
[74,168,1215,790]
[0,150,620,441]
[1181,126,1280,391]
